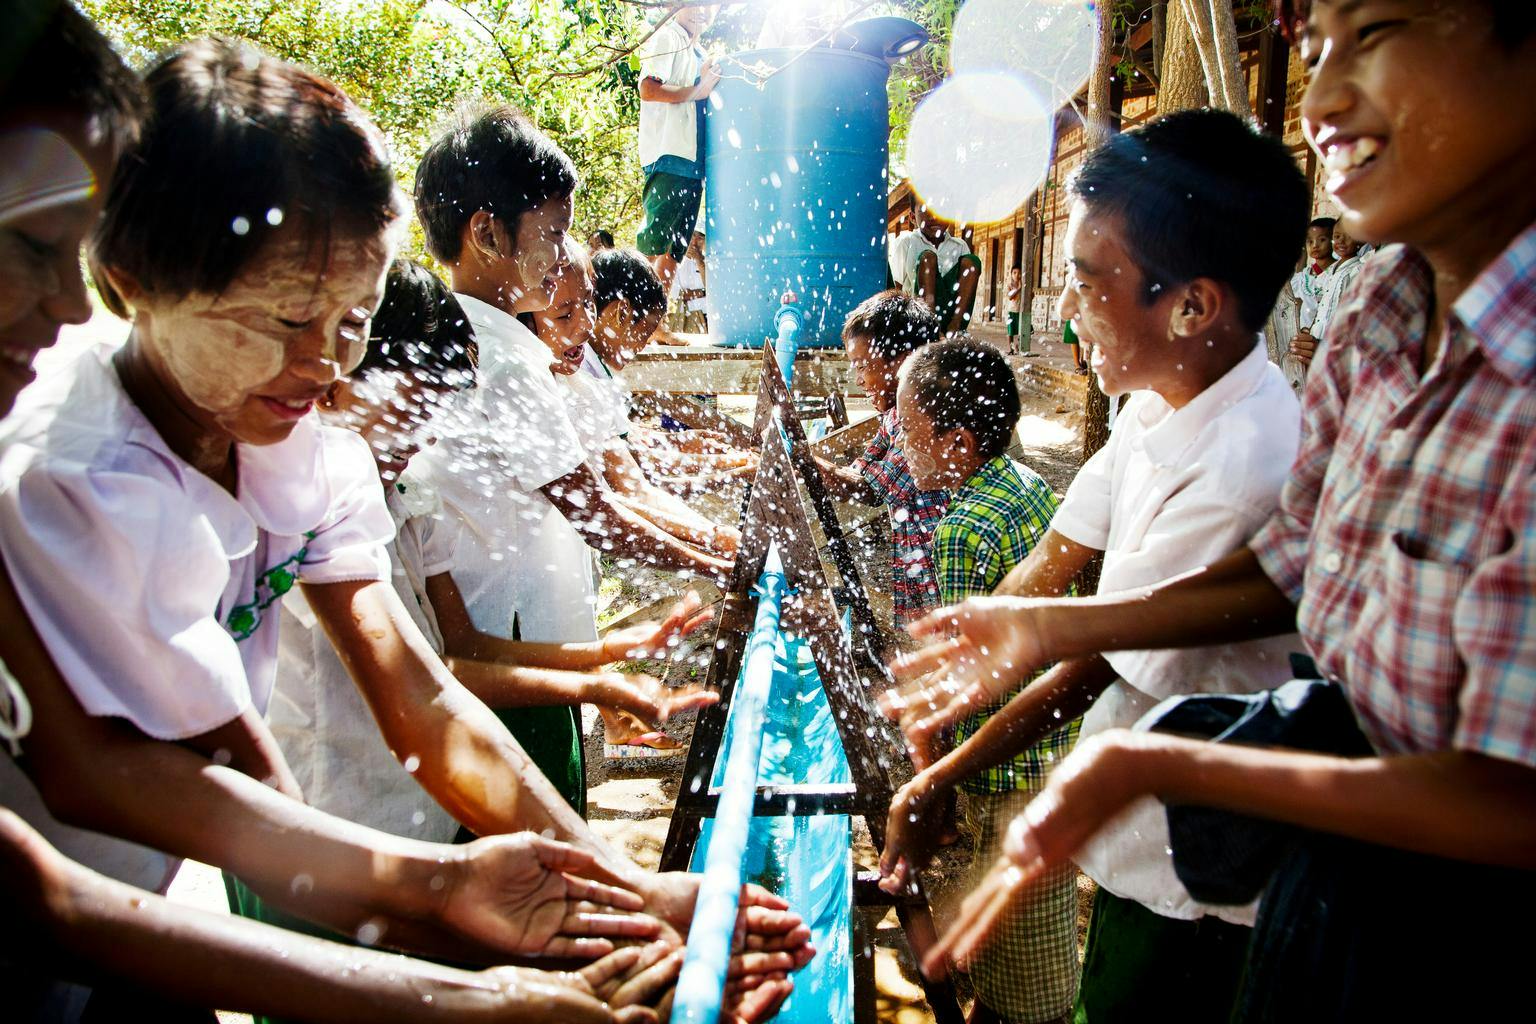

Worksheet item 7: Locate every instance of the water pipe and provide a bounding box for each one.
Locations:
[671,567,788,1024]
[774,301,803,384]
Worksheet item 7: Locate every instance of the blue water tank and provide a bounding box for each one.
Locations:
[704,47,893,349]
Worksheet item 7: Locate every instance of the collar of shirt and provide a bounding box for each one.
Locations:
[948,453,1014,503]
[1135,341,1270,468]
[1450,217,1536,384]
[454,292,551,377]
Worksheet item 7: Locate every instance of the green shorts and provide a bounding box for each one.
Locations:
[1007,311,1020,336]
[637,171,704,261]
[910,250,980,332]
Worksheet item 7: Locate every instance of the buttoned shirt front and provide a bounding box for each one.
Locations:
[851,407,948,625]
[1252,222,1536,768]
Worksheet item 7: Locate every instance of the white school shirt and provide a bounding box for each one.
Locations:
[268,472,459,843]
[638,20,703,170]
[0,342,392,891]
[1290,262,1336,330]
[676,257,707,313]
[1311,250,1370,341]
[562,367,630,455]
[1052,342,1303,926]
[414,294,598,644]
[887,230,972,293]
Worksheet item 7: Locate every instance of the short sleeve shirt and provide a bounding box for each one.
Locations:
[638,20,705,177]
[1251,223,1536,769]
[849,408,948,625]
[414,294,597,644]
[1055,341,1303,924]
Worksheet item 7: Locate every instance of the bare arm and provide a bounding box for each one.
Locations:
[543,464,732,583]
[599,442,739,557]
[812,453,881,505]
[0,810,636,1024]
[993,528,1096,598]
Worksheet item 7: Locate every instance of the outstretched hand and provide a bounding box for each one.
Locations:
[922,731,1143,978]
[880,597,1048,759]
[441,833,661,960]
[600,591,714,663]
[877,770,948,896]
[594,671,719,729]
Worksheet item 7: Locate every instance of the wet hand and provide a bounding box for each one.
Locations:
[600,591,714,662]
[880,597,1047,758]
[594,671,718,728]
[697,58,723,97]
[442,833,661,959]
[878,771,947,895]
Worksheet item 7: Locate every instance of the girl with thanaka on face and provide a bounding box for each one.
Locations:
[0,12,674,1023]
[890,2,1536,1018]
[525,244,735,756]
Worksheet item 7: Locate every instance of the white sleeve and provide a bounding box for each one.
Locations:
[415,508,463,578]
[0,462,251,739]
[298,429,394,585]
[1051,432,1117,550]
[888,232,912,289]
[639,23,681,84]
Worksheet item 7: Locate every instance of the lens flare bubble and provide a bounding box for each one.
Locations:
[950,0,1097,113]
[905,71,1053,224]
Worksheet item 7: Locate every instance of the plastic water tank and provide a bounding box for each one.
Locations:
[703,46,892,349]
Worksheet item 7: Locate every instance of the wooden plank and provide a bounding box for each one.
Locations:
[622,345,855,397]
[627,392,760,450]
[810,413,880,464]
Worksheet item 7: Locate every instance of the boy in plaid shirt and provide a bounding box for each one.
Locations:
[896,337,1078,1024]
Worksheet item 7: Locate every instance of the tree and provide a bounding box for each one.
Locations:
[1161,0,1251,116]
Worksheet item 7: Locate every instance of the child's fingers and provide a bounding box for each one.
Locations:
[727,977,795,1023]
[921,857,1028,977]
[561,904,663,939]
[887,635,965,684]
[530,838,644,902]
[543,935,617,959]
[577,945,643,991]
[557,871,648,913]
[609,946,685,1008]
[725,950,798,978]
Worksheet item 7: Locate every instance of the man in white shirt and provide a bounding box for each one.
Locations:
[879,110,1311,1024]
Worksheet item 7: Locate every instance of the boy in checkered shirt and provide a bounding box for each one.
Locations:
[896,336,1078,1024]
[886,3,1536,1019]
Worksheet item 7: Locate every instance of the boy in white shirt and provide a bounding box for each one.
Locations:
[881,110,1311,1024]
[636,3,720,341]
[888,204,981,336]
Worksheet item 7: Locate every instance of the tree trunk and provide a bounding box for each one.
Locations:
[1158,0,1208,112]
[1205,0,1251,117]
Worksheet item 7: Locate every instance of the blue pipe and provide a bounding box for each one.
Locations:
[774,303,802,384]
[672,568,788,1024]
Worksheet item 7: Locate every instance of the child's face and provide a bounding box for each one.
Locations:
[844,332,903,414]
[121,222,393,447]
[324,369,449,483]
[532,259,596,375]
[1302,0,1536,251]
[895,376,967,492]
[1332,223,1360,260]
[1056,201,1181,399]
[916,206,948,246]
[675,4,717,37]
[502,192,574,315]
[0,123,113,417]
[1305,225,1334,264]
[593,301,662,369]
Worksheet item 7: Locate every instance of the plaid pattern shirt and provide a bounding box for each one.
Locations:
[1251,221,1536,768]
[934,456,1079,794]
[851,408,948,626]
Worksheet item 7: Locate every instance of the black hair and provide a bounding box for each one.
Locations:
[0,0,145,149]
[1069,108,1309,332]
[842,289,941,361]
[588,228,616,248]
[92,37,400,313]
[903,336,1021,462]
[1274,1,1533,45]
[593,246,666,319]
[355,259,476,390]
[414,105,579,263]
[1308,216,1337,232]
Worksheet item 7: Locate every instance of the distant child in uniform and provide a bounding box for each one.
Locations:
[636,2,720,342]
[889,204,981,336]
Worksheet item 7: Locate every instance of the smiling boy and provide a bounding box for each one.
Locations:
[891,3,1536,1019]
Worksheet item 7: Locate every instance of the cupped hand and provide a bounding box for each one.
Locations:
[880,597,1047,756]
[442,833,661,960]
[600,591,714,663]
[595,671,719,728]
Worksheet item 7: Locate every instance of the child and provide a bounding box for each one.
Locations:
[522,245,735,757]
[884,109,1309,1024]
[896,4,1536,1018]
[1005,265,1027,355]
[636,2,720,336]
[1288,215,1336,335]
[895,336,1078,1024]
[586,246,756,489]
[0,23,666,1022]
[888,204,981,336]
[815,290,948,630]
[1303,220,1371,355]
[412,105,737,808]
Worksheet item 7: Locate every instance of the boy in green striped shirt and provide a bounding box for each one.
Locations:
[896,336,1079,1024]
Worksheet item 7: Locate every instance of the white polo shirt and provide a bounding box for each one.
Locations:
[0,341,392,891]
[1053,341,1303,925]
[638,20,704,172]
[269,472,460,843]
[414,294,597,644]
